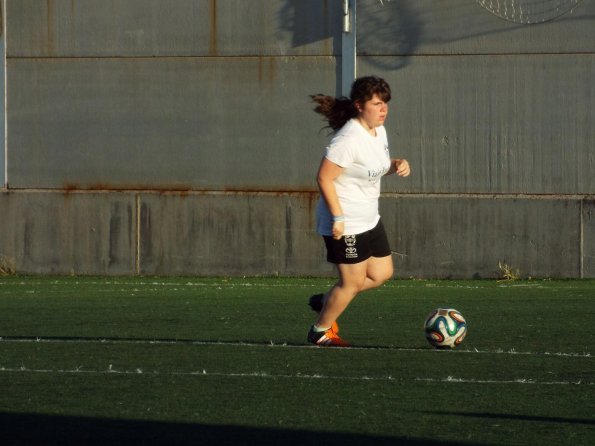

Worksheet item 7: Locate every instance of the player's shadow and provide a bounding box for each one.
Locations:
[0,335,421,351]
[1,412,474,446]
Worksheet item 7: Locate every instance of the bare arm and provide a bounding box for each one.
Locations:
[317,157,345,240]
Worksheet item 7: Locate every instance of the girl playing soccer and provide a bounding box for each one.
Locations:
[308,76,411,347]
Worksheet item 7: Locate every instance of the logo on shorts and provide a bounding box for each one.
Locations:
[344,235,358,259]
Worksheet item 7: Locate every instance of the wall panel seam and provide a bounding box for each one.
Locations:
[135,193,141,276]
[580,198,584,279]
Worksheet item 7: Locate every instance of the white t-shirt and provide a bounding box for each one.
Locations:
[316,118,391,236]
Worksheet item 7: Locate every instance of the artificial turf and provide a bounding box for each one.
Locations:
[0,277,593,445]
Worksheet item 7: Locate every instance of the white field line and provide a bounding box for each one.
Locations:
[413,377,593,386]
[0,366,591,386]
[0,280,591,290]
[0,336,591,358]
[0,281,326,288]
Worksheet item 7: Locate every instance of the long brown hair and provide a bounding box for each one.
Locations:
[311,76,391,131]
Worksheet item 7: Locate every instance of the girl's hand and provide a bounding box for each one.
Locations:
[332,221,344,240]
[394,159,410,177]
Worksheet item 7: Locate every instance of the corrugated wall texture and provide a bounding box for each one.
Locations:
[1,0,594,278]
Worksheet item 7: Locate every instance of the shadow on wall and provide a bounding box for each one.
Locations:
[277,0,340,48]
[277,0,422,78]
[357,0,421,71]
[358,0,593,67]
[277,0,343,95]
[278,0,593,74]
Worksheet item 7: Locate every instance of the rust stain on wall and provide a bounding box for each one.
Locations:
[46,0,55,55]
[258,56,276,85]
[209,0,218,56]
[269,56,275,83]
[62,183,193,193]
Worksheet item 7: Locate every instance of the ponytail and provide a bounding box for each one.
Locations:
[310,94,357,131]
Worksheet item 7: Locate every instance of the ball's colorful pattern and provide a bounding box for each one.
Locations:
[424,308,467,349]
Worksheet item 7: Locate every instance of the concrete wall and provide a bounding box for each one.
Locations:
[1,0,594,278]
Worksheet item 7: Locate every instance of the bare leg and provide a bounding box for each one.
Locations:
[359,254,394,293]
[316,255,393,328]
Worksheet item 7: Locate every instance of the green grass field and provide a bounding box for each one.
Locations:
[0,277,593,445]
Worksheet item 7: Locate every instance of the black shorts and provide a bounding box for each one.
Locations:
[323,219,392,264]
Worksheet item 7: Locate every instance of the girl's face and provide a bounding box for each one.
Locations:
[357,93,389,130]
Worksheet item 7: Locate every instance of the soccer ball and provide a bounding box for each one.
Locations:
[424,308,467,349]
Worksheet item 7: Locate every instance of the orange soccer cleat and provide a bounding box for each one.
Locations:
[307,326,351,348]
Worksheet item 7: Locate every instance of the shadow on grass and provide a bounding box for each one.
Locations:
[0,412,476,446]
[421,411,595,426]
[0,335,422,351]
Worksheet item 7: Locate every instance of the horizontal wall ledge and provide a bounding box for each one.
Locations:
[1,191,593,279]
